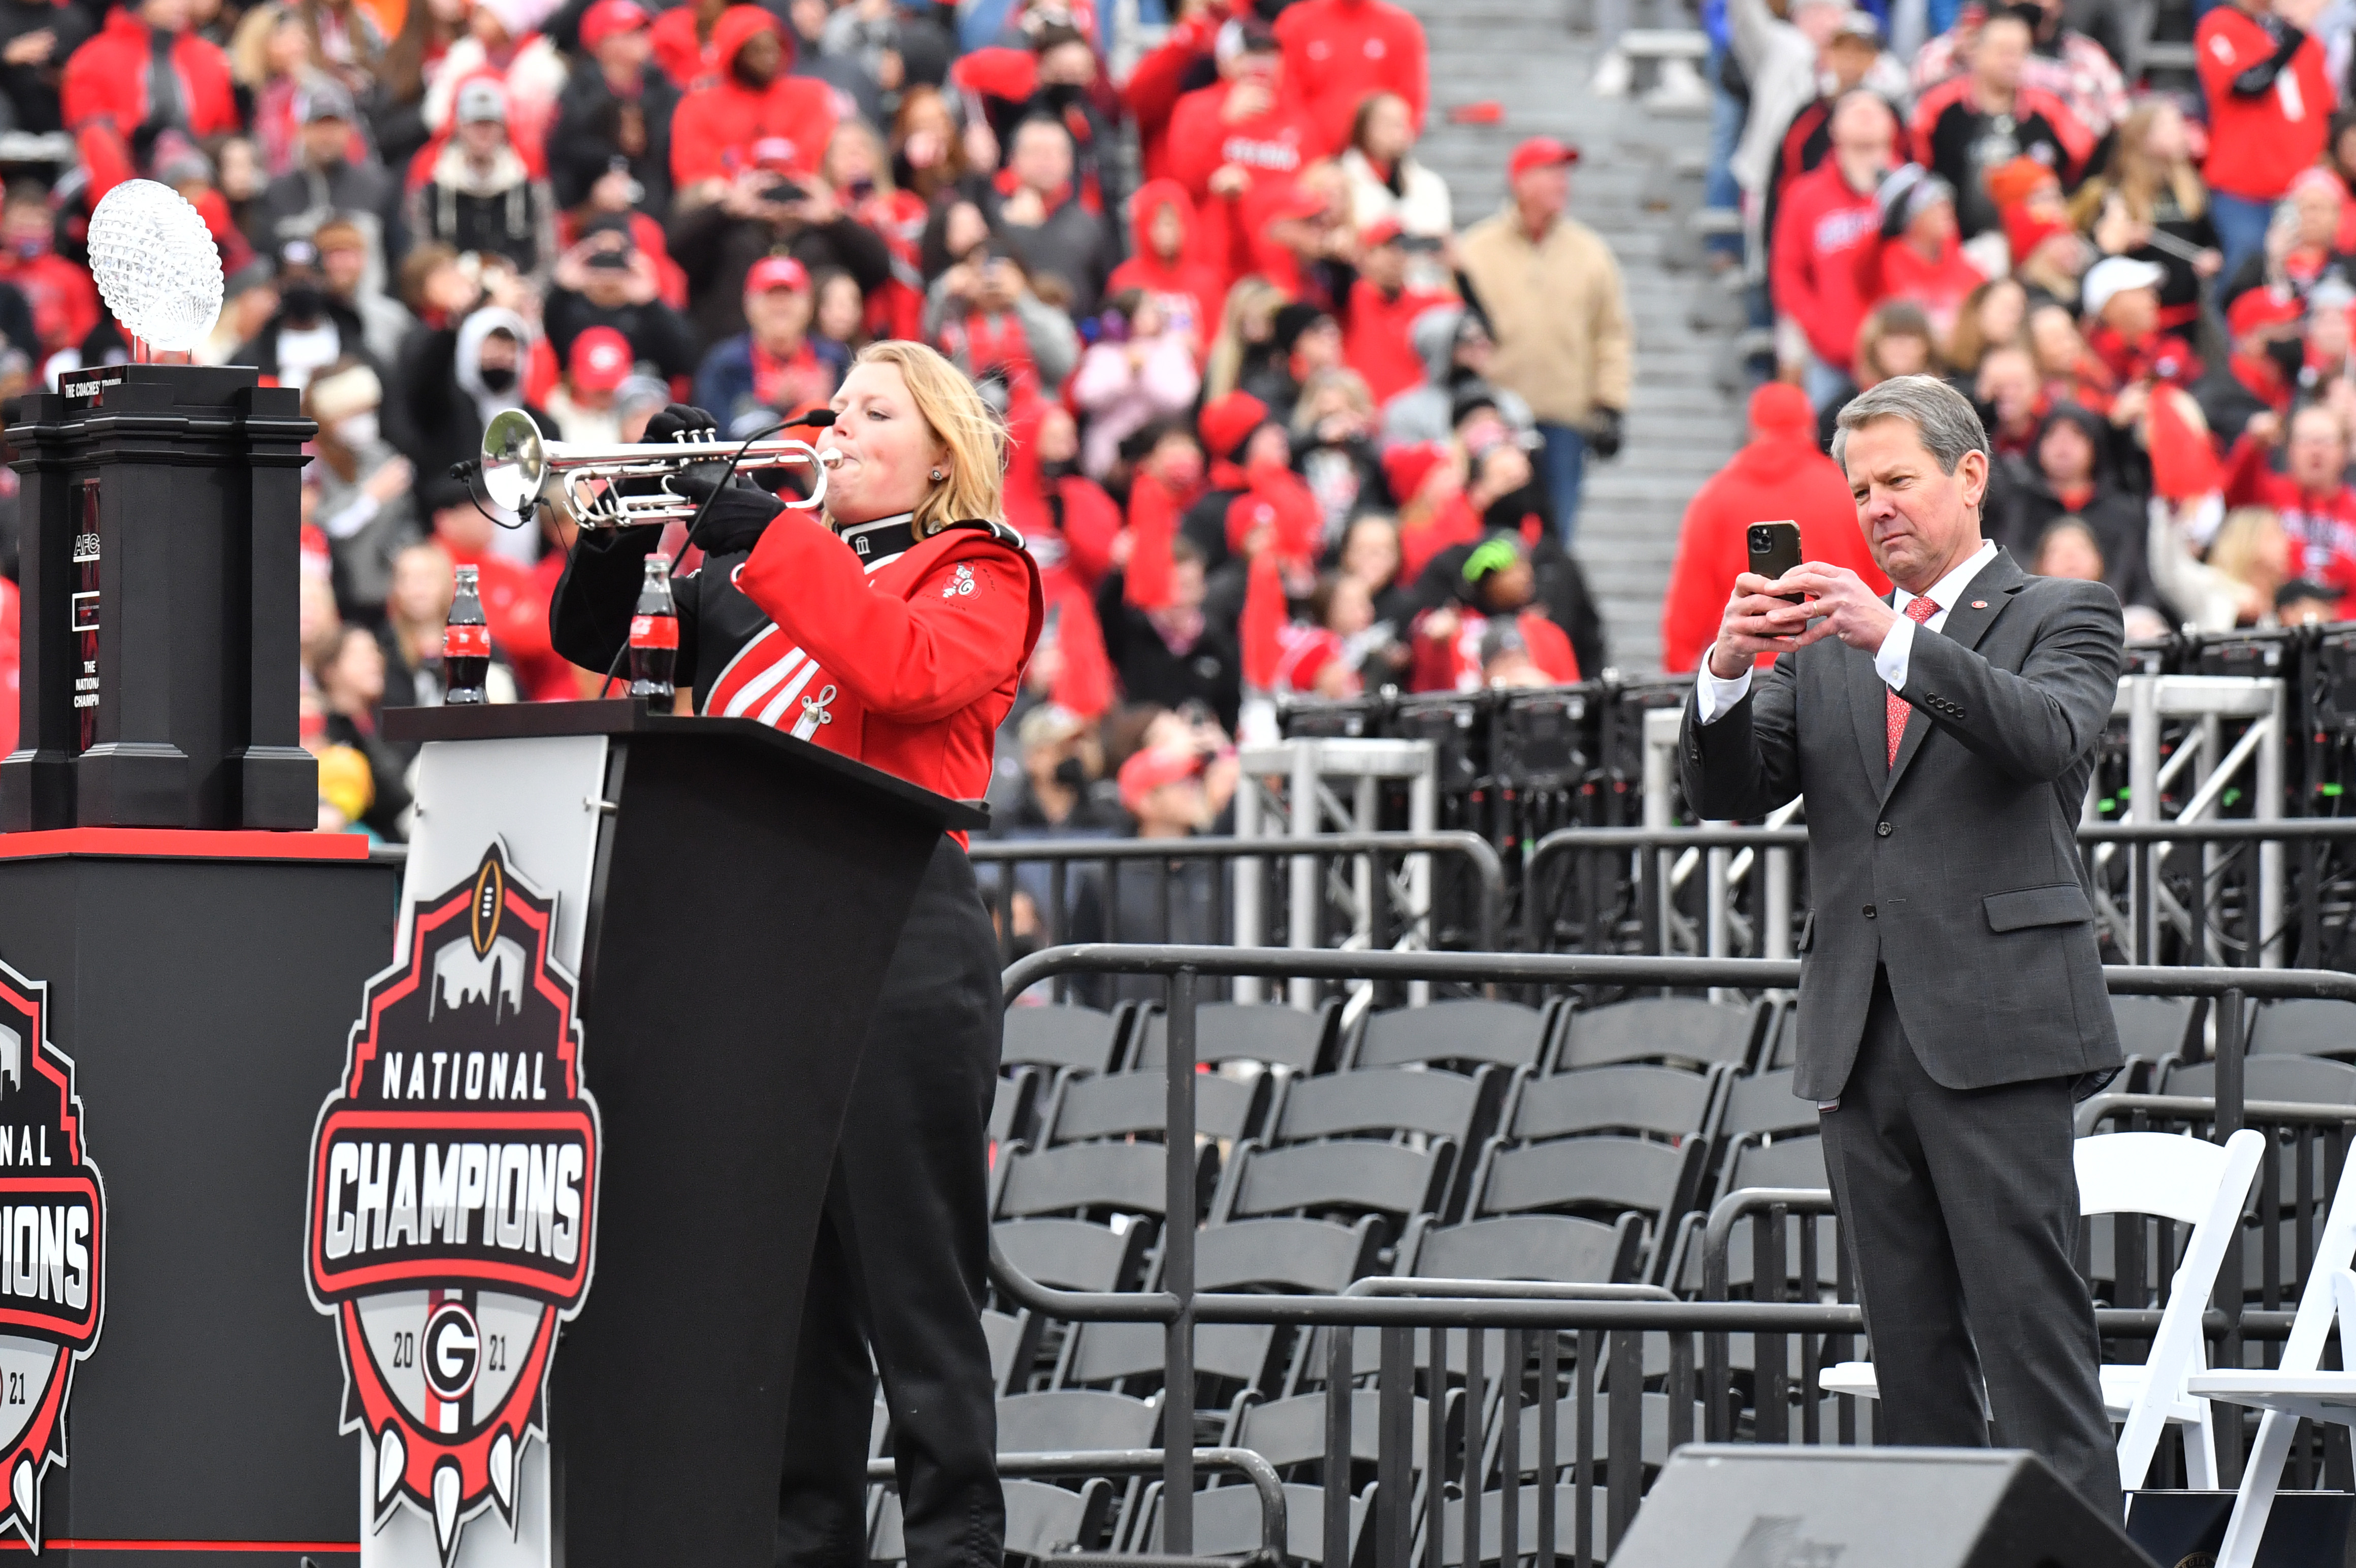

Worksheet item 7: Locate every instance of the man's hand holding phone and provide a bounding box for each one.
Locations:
[1706,573,1813,678]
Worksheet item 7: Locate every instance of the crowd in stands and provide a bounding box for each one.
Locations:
[1668,0,2356,672]
[0,0,1649,844]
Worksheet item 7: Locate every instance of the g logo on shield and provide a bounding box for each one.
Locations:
[423,1302,481,1402]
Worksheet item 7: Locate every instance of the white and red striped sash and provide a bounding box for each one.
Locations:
[705,625,838,739]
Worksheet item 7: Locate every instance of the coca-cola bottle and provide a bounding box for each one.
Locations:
[444,564,490,705]
[629,555,678,700]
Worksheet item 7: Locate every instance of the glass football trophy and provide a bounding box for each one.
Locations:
[0,180,315,831]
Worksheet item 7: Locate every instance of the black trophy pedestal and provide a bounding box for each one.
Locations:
[0,831,399,1565]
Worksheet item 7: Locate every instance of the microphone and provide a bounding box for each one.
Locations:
[448,458,482,482]
[782,408,836,429]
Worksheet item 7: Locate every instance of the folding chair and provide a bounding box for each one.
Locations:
[1002,1003,1131,1076]
[1039,1069,1269,1147]
[2249,998,2356,1061]
[1553,997,1761,1074]
[1352,1000,1552,1073]
[2186,1147,2356,1568]
[1823,1129,2266,1492]
[1132,999,1342,1075]
[2159,1054,2356,1105]
[1503,1063,1722,1145]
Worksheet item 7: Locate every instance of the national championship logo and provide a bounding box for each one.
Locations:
[0,959,105,1552]
[306,845,601,1563]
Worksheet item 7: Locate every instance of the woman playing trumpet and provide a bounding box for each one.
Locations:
[549,340,1040,1568]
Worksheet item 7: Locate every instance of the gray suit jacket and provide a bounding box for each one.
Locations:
[1678,548,2126,1100]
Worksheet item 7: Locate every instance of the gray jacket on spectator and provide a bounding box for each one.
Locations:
[1382,304,1533,449]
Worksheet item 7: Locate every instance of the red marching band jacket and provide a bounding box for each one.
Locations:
[713,514,1044,842]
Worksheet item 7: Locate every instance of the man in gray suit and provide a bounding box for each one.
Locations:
[1680,374,2125,1515]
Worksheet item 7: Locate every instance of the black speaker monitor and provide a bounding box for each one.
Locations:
[1611,1446,2156,1568]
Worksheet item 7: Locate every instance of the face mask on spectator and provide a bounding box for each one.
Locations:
[1052,756,1086,789]
[8,233,46,261]
[337,412,379,449]
[479,364,518,393]
[281,282,324,326]
[2268,337,2307,383]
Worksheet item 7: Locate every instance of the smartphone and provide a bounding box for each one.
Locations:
[1747,520,1805,604]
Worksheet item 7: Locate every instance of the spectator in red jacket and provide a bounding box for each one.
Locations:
[2198,0,2335,290]
[1165,17,1319,299]
[1274,0,1427,157]
[1408,534,1578,693]
[2225,401,2356,610]
[1660,381,1889,672]
[1772,90,1895,407]
[61,0,239,203]
[1104,178,1224,358]
[649,0,728,89]
[1119,0,1241,184]
[669,6,835,196]
[0,185,95,357]
[1343,218,1453,404]
[1855,164,1985,347]
[1907,10,2093,240]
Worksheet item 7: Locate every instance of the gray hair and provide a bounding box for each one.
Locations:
[1830,373,1990,475]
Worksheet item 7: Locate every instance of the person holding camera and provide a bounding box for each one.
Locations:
[1684,373,2125,1519]
[670,147,895,352]
[923,220,1080,403]
[551,343,1042,1568]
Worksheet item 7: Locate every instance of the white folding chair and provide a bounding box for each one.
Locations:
[1819,1129,2266,1491]
[2184,1144,2356,1568]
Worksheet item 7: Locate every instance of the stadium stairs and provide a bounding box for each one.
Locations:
[1403,0,1752,675]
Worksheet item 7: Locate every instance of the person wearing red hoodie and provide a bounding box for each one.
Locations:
[1166,17,1320,299]
[1344,218,1453,404]
[1181,390,1316,581]
[2223,401,2356,611]
[1854,164,1985,347]
[1121,421,1207,612]
[0,187,95,357]
[1659,382,1891,673]
[1121,0,1244,183]
[649,0,728,88]
[1104,178,1225,358]
[59,0,238,205]
[1772,91,1894,407]
[1274,0,1428,158]
[669,6,836,195]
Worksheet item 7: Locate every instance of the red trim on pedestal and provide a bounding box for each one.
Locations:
[0,829,372,863]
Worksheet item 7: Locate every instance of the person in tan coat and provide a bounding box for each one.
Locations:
[1455,136,1634,543]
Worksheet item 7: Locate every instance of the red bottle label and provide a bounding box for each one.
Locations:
[443,624,491,659]
[630,614,679,649]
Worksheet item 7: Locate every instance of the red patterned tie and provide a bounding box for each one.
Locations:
[1885,595,1942,768]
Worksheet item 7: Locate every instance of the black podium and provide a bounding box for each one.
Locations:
[326,701,984,1568]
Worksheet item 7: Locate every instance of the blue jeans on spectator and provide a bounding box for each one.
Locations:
[1704,44,1744,263]
[1536,422,1589,544]
[2210,190,2276,299]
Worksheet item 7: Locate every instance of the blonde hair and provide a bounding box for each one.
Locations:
[842,340,1006,539]
[2210,506,2287,593]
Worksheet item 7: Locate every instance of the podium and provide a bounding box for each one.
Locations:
[331,700,984,1568]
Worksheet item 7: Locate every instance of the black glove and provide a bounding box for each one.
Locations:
[1588,405,1624,461]
[690,481,784,556]
[619,403,727,503]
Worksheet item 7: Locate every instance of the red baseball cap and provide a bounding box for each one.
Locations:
[1118,746,1201,811]
[1508,136,1580,180]
[579,0,649,48]
[569,325,633,393]
[2228,285,2305,338]
[745,255,811,296]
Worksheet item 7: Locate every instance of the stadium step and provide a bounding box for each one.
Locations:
[1403,0,1742,674]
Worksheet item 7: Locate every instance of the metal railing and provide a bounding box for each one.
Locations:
[971,834,1507,1001]
[1521,819,2356,969]
[986,945,2356,1563]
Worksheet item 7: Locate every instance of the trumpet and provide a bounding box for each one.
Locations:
[479,407,841,529]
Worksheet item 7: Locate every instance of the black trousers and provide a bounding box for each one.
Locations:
[1818,969,2123,1519]
[777,837,1007,1568]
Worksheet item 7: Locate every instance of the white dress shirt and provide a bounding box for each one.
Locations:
[1695,539,2000,723]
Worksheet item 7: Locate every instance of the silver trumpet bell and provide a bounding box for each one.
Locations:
[480,408,840,529]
